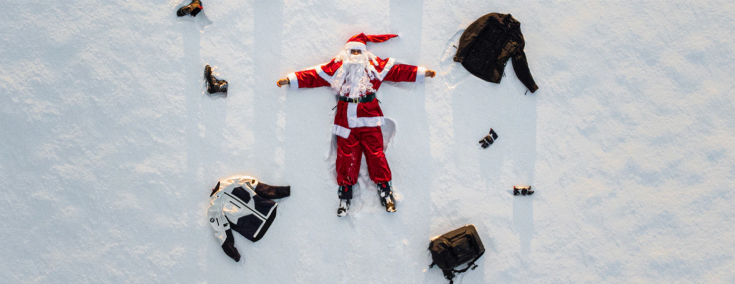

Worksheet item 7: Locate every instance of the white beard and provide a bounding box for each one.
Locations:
[331,51,378,97]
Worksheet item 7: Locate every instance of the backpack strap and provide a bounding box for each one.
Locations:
[441,252,484,284]
[451,250,485,274]
[442,269,456,284]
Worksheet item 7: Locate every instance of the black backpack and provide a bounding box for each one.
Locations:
[428,224,485,283]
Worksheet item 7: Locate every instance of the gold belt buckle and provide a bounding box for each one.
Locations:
[351,97,359,104]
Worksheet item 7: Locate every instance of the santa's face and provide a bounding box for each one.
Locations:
[331,48,376,97]
[343,50,368,65]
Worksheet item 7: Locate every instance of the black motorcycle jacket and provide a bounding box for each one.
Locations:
[454,13,539,93]
[207,176,290,262]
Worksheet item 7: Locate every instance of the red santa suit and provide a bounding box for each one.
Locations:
[286,33,426,186]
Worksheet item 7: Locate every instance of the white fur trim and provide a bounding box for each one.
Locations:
[291,65,335,88]
[315,64,334,84]
[332,125,352,139]
[286,73,298,90]
[416,66,426,83]
[347,103,358,128]
[375,58,396,81]
[345,42,367,51]
[355,116,385,127]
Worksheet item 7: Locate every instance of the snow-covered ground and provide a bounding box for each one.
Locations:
[2,0,735,283]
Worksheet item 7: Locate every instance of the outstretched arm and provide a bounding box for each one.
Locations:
[254,182,291,199]
[278,60,339,89]
[382,60,435,83]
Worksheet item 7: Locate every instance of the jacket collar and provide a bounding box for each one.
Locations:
[210,182,221,197]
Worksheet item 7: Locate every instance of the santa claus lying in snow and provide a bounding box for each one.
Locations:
[278,33,435,217]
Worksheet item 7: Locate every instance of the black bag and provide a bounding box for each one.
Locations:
[428,224,485,283]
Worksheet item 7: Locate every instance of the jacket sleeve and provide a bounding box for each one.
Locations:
[208,197,241,262]
[511,42,539,93]
[254,182,291,199]
[285,61,337,90]
[382,61,427,83]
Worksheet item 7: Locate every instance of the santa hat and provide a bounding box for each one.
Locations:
[344,33,398,51]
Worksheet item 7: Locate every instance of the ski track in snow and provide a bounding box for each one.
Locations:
[1,1,735,283]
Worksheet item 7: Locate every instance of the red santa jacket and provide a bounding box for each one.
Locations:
[286,57,426,138]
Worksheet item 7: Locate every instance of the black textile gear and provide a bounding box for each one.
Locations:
[204,65,228,94]
[454,13,539,93]
[177,0,202,17]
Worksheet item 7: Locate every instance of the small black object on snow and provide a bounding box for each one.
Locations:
[378,181,396,213]
[513,185,534,196]
[337,185,352,217]
[204,65,228,95]
[428,224,485,283]
[479,128,498,149]
[177,0,203,17]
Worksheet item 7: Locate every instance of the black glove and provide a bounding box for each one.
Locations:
[479,135,494,148]
[479,128,498,149]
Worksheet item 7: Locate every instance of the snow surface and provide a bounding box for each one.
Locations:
[2,0,735,283]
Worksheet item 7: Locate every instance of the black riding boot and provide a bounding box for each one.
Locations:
[204,65,228,94]
[337,185,353,217]
[177,0,203,17]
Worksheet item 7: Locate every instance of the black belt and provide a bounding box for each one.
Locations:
[337,93,375,103]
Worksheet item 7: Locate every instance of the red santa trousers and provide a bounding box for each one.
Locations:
[336,126,391,186]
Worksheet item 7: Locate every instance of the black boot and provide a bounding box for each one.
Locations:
[204,65,228,94]
[337,199,351,217]
[377,182,396,213]
[338,185,353,217]
[177,0,203,17]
